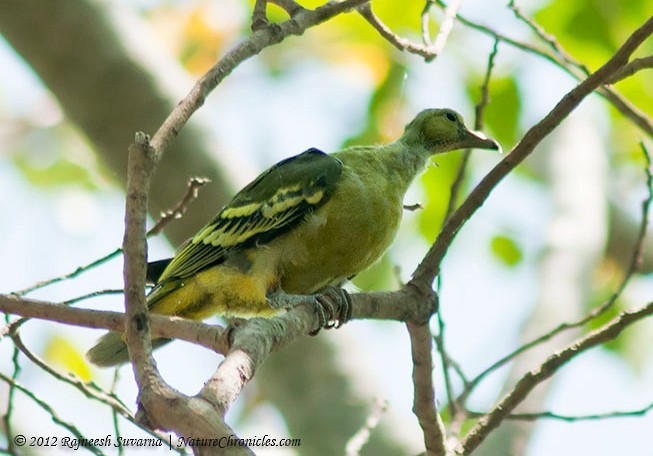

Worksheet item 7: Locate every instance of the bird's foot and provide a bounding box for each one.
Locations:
[309,287,352,335]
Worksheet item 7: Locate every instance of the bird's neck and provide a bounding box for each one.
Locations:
[385,139,432,191]
[336,141,431,196]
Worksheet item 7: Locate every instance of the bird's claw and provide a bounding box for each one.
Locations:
[309,287,352,335]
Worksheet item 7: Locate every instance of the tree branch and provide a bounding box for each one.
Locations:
[411,15,653,289]
[458,299,653,454]
[461,141,652,401]
[356,0,460,62]
[467,401,653,422]
[149,0,370,161]
[407,322,448,456]
[606,55,653,84]
[0,372,101,455]
[0,294,229,358]
[344,399,388,456]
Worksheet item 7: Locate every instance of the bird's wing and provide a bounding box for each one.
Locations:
[156,148,342,283]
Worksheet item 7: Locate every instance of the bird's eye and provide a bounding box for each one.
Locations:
[445,112,457,122]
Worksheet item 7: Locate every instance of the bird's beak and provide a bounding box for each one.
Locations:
[463,129,502,153]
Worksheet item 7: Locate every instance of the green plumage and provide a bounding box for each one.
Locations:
[87,108,499,367]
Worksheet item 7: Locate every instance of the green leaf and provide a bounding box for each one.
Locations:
[13,153,98,189]
[490,235,522,267]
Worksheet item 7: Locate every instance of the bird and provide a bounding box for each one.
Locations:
[87,108,499,367]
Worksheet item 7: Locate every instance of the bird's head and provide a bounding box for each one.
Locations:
[401,108,500,154]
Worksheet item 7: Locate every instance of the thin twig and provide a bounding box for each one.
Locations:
[345,399,388,456]
[433,311,456,421]
[459,299,653,453]
[421,0,435,46]
[111,370,124,456]
[431,0,461,56]
[1,313,21,455]
[607,55,653,84]
[436,0,653,137]
[13,249,122,297]
[147,176,210,236]
[445,38,499,224]
[357,0,459,62]
[63,289,125,306]
[467,401,653,422]
[13,176,208,297]
[0,372,104,456]
[356,3,438,60]
[508,0,582,70]
[434,38,498,424]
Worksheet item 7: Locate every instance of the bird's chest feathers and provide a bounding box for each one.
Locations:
[278,165,403,292]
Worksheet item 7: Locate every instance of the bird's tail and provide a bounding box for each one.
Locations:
[86,332,171,367]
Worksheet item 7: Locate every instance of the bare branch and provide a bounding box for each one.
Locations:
[431,0,461,56]
[467,401,653,422]
[147,177,210,237]
[345,399,388,456]
[607,55,653,84]
[122,133,161,412]
[407,322,448,456]
[251,0,269,31]
[356,3,437,60]
[0,294,230,355]
[0,372,102,455]
[459,299,653,453]
[437,0,653,137]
